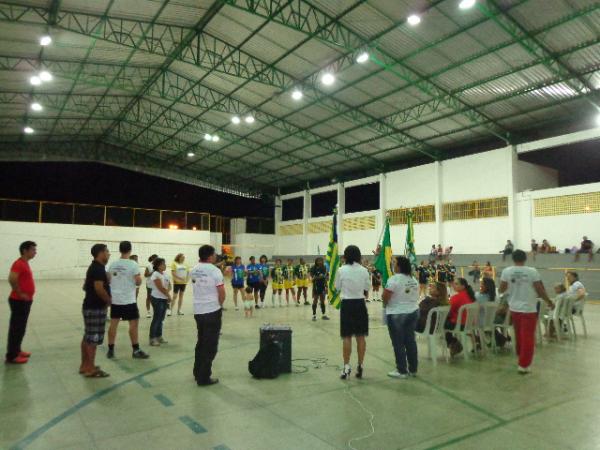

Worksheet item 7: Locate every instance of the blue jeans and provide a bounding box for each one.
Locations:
[387,310,418,374]
[150,297,168,339]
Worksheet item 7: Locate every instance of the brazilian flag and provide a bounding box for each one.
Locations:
[405,210,417,269]
[374,217,393,287]
[326,209,341,310]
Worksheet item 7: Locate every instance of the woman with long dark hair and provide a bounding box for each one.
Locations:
[335,245,371,379]
[444,278,476,356]
[382,256,420,379]
[416,281,449,334]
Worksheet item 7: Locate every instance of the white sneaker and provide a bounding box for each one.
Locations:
[261,302,265,309]
[146,312,151,318]
[167,310,172,317]
[312,315,316,321]
[518,366,531,374]
[387,370,408,379]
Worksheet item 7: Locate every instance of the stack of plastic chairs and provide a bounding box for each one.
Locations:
[423,305,450,366]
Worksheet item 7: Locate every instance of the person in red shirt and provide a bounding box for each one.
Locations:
[6,241,37,364]
[444,277,476,357]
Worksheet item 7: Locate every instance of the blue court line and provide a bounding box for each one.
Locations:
[10,357,193,450]
[154,394,174,407]
[135,377,152,388]
[179,415,207,434]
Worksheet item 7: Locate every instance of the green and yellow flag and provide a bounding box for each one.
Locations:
[374,216,393,287]
[326,209,341,310]
[405,210,417,268]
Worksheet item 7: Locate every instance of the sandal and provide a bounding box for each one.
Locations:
[84,369,110,378]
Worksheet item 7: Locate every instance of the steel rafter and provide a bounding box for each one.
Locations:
[201,3,593,174]
[0,140,260,196]
[480,0,598,108]
[222,0,510,141]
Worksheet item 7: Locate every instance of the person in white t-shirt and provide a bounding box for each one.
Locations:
[144,254,158,318]
[107,241,149,360]
[170,253,189,316]
[566,271,586,311]
[499,250,551,374]
[335,245,371,380]
[190,245,226,386]
[149,258,172,346]
[382,256,419,379]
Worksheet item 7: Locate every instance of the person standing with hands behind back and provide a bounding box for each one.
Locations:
[6,241,37,364]
[190,245,226,386]
[149,258,171,346]
[499,250,552,374]
[336,245,371,380]
[80,244,111,378]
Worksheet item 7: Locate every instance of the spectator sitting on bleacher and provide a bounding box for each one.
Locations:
[574,237,594,262]
[540,239,550,253]
[501,240,514,261]
[444,246,453,260]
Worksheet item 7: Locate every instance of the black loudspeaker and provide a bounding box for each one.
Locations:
[259,325,292,374]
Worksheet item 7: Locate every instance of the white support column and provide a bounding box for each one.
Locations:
[303,189,310,255]
[274,195,282,255]
[337,183,345,251]
[507,145,518,246]
[378,173,387,232]
[434,161,443,247]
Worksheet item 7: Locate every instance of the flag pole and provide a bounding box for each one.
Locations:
[374,210,390,254]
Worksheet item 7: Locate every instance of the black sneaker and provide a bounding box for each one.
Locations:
[132,349,150,359]
[197,378,219,386]
[356,364,363,379]
[322,315,330,320]
[107,348,114,359]
[304,301,310,305]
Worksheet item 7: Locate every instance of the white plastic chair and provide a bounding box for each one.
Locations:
[536,299,547,345]
[543,295,575,340]
[450,303,481,360]
[479,302,499,354]
[423,306,450,366]
[570,294,588,338]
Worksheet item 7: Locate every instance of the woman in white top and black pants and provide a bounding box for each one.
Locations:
[382,256,420,379]
[335,245,371,379]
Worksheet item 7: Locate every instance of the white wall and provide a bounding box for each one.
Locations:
[386,163,436,209]
[0,221,213,280]
[230,233,276,262]
[517,182,600,251]
[516,160,559,192]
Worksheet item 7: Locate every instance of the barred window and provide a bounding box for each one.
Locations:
[442,197,508,221]
[388,205,436,225]
[534,192,600,217]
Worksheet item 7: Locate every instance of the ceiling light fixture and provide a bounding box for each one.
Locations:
[39,70,53,82]
[23,126,34,134]
[244,115,255,124]
[231,116,241,125]
[407,14,421,26]
[40,35,52,46]
[212,135,220,142]
[187,152,195,157]
[204,133,212,141]
[31,102,43,112]
[321,72,335,86]
[30,75,41,86]
[459,0,476,10]
[356,52,369,64]
[291,89,303,100]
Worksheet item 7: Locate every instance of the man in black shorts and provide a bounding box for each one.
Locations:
[106,241,149,360]
[80,244,112,378]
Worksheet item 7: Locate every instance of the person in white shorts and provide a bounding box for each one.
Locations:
[107,241,149,360]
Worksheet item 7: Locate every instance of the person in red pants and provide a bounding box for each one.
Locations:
[6,241,37,364]
[499,250,552,374]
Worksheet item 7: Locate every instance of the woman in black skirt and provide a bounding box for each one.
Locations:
[335,245,371,379]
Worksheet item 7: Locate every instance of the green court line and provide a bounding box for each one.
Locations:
[154,393,174,407]
[422,396,585,449]
[178,415,207,434]
[9,357,193,450]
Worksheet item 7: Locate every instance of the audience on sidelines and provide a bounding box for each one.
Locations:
[416,281,449,334]
[444,278,476,357]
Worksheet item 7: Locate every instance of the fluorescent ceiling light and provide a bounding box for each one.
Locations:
[204,133,212,141]
[187,152,195,157]
[31,102,43,112]
[30,76,41,86]
[40,35,52,46]
[459,0,476,10]
[211,135,220,142]
[321,72,335,86]
[244,115,255,124]
[356,52,369,64]
[407,14,421,26]
[291,89,303,100]
[39,70,53,82]
[231,116,241,124]
[24,126,34,134]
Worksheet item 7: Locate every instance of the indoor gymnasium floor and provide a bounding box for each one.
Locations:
[1,280,599,450]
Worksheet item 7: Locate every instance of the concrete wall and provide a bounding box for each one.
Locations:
[230,233,276,262]
[0,221,213,280]
[516,160,559,192]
